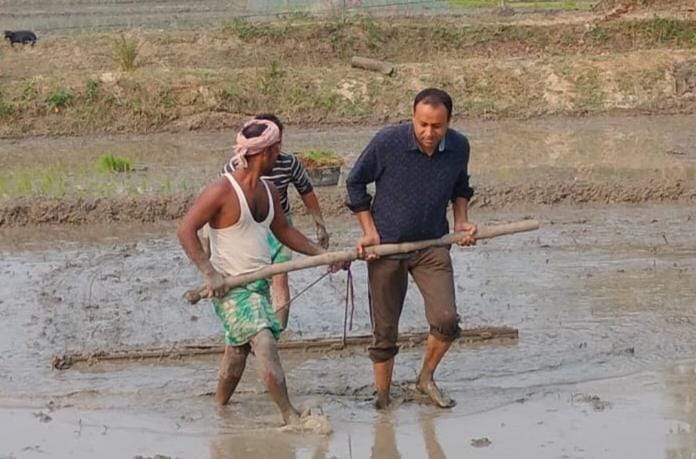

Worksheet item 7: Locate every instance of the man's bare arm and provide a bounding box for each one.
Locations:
[270,185,324,257]
[299,191,329,249]
[177,180,229,296]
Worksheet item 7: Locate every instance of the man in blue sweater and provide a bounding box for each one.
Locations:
[346,88,477,409]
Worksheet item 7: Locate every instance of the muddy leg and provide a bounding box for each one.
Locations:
[250,328,299,424]
[272,273,291,330]
[373,358,395,409]
[416,335,455,408]
[215,344,250,406]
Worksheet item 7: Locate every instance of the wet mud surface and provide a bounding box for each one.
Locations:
[1,203,695,458]
[1,114,695,226]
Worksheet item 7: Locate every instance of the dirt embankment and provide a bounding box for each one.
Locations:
[1,14,696,137]
[0,195,193,227]
[1,180,694,227]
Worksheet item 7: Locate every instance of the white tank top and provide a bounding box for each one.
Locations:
[209,173,274,277]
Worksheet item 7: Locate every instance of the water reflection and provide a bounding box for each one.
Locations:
[371,418,401,459]
[368,412,449,459]
[209,430,331,459]
[421,414,447,459]
[207,408,452,459]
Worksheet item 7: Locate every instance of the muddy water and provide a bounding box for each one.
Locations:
[1,203,695,458]
[2,115,694,227]
[1,114,694,198]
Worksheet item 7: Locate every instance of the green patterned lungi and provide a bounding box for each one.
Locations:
[211,279,283,346]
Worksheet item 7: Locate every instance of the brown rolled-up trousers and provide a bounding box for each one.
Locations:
[367,246,461,363]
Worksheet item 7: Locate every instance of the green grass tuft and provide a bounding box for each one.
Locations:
[47,88,74,112]
[297,150,344,169]
[98,153,133,173]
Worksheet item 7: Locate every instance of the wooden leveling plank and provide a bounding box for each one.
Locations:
[52,326,518,370]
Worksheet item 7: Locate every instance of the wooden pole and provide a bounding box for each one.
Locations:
[350,56,395,76]
[184,219,539,305]
[52,326,518,370]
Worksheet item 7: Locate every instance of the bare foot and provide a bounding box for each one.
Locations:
[281,408,301,426]
[416,376,456,408]
[280,406,333,435]
[375,390,390,410]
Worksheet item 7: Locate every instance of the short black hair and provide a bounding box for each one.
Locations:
[413,88,453,120]
[254,113,284,134]
[241,122,269,139]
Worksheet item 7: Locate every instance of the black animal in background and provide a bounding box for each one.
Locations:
[4,30,37,47]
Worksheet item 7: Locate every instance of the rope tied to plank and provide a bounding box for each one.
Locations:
[275,269,331,313]
[274,266,357,348]
[343,267,356,347]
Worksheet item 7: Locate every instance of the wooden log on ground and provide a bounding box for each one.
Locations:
[350,56,395,76]
[52,326,518,370]
[184,219,539,305]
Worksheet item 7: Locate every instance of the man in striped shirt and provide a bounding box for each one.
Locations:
[222,114,330,329]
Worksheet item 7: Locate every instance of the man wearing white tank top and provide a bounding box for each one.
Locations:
[178,118,344,425]
[220,114,330,331]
